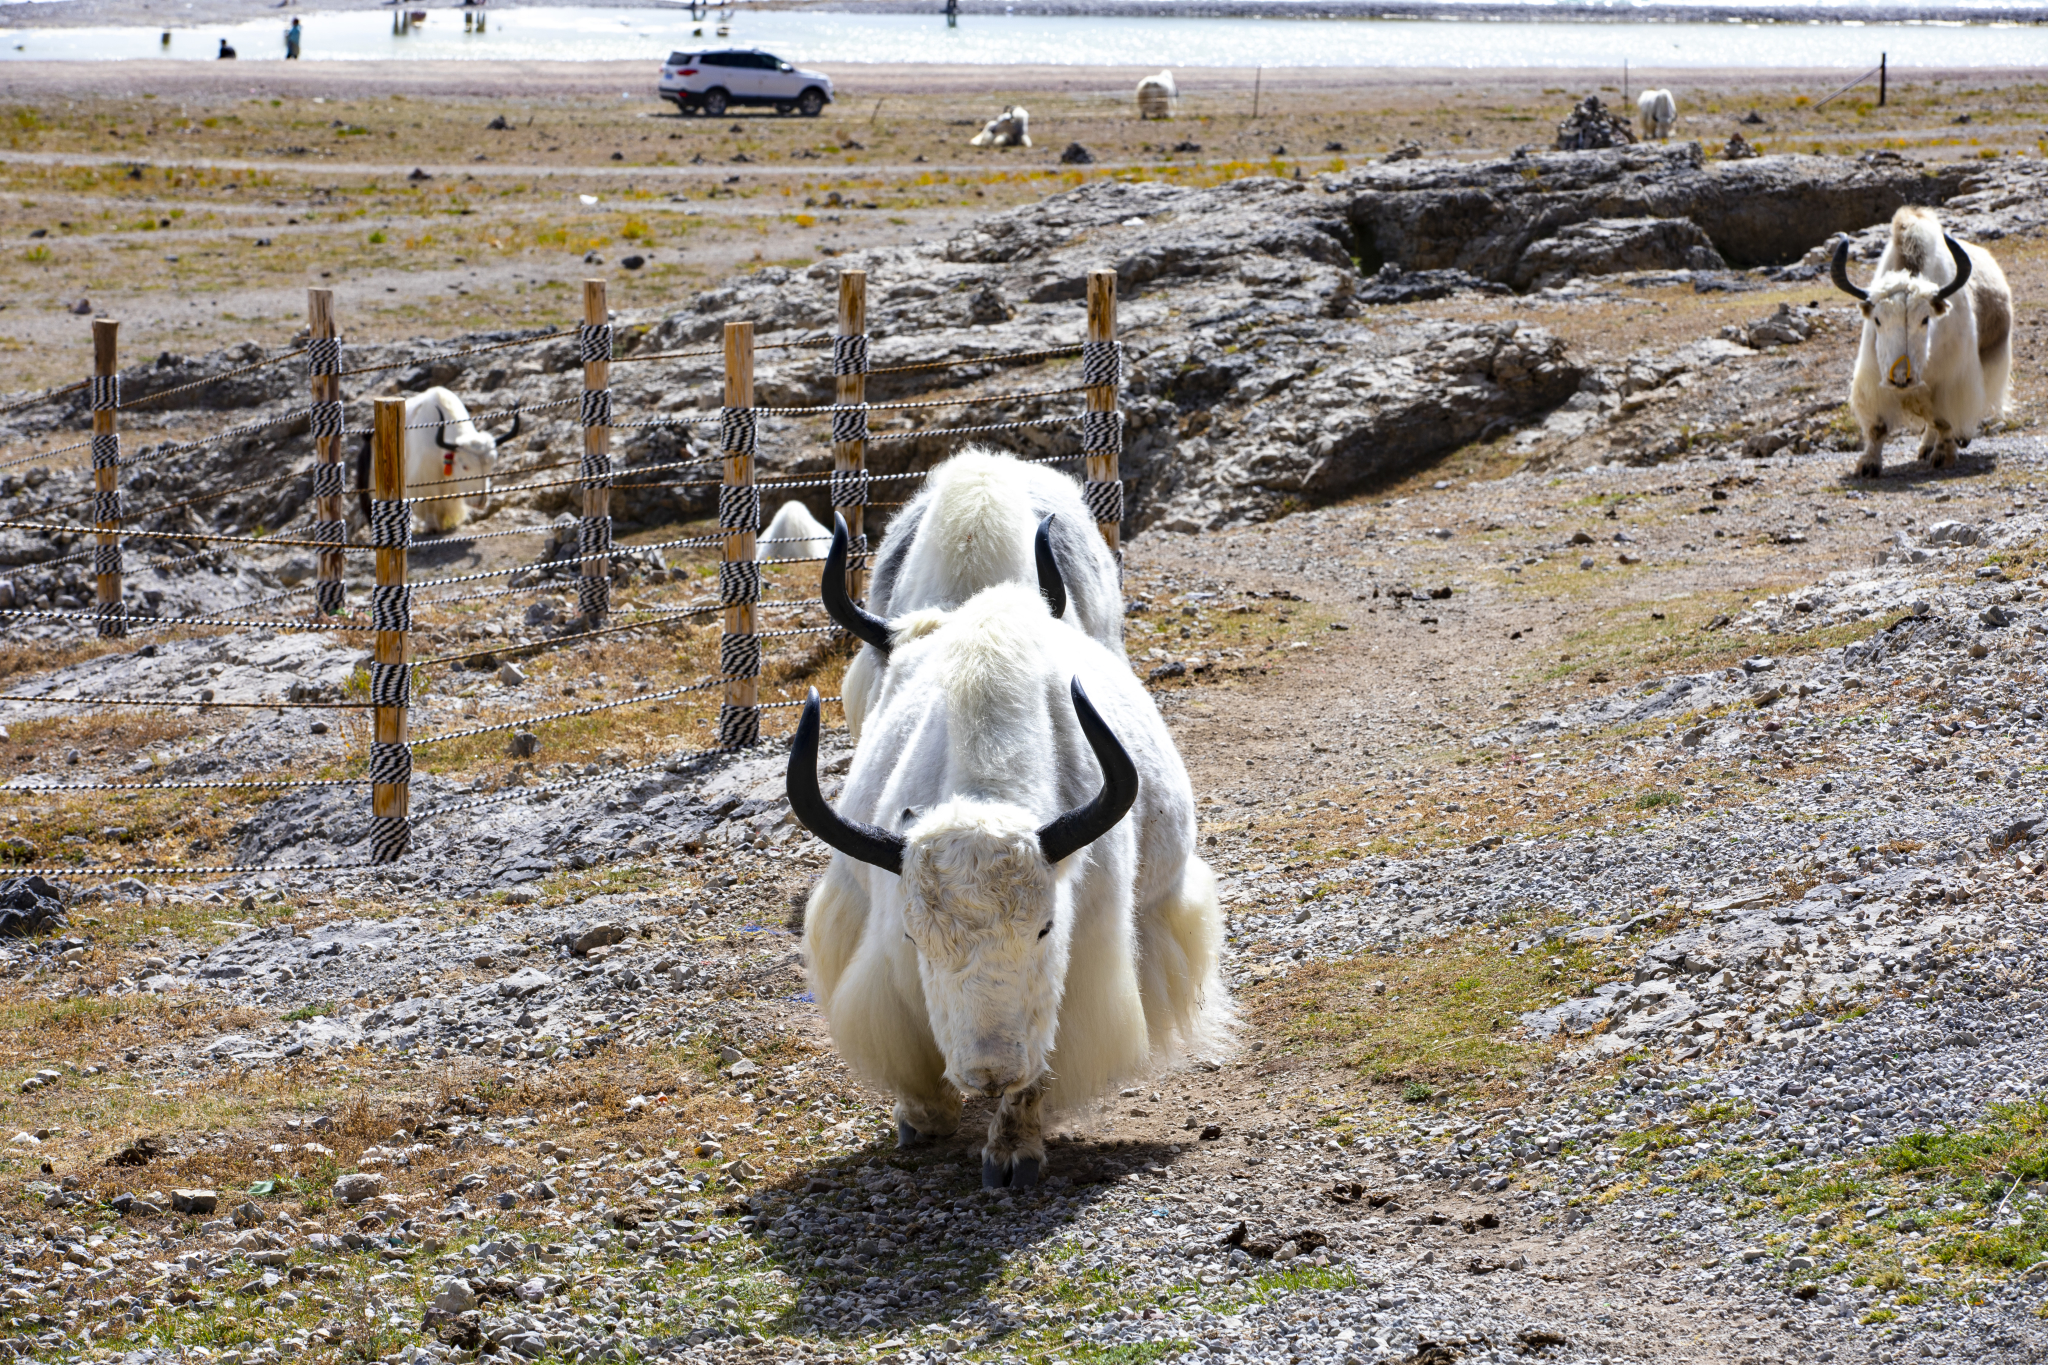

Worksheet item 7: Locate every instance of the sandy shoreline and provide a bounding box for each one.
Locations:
[4,0,2048,30]
[0,56,2038,97]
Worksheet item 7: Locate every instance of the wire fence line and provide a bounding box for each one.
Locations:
[5,268,1125,881]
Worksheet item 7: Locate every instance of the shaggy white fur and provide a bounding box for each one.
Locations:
[1636,88,1676,140]
[1844,208,2013,477]
[802,582,1228,1180]
[842,447,1124,741]
[403,387,499,533]
[759,500,833,563]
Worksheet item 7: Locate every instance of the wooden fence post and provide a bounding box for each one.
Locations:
[831,270,869,602]
[368,396,411,864]
[578,278,613,627]
[1082,269,1123,560]
[90,317,124,638]
[307,288,347,615]
[716,321,759,749]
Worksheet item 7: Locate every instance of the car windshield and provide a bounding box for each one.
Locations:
[665,52,693,65]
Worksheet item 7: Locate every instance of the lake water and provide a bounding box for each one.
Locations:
[3,5,2045,67]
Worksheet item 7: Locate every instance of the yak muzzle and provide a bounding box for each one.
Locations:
[959,1064,1026,1099]
[1888,356,1914,388]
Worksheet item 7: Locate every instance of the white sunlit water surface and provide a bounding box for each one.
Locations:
[2,6,2047,67]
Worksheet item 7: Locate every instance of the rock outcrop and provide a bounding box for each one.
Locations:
[1336,143,1976,277]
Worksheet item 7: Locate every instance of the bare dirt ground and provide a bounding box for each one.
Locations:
[0,60,2045,1365]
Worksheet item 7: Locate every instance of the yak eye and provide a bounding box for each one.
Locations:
[1037,921,1053,940]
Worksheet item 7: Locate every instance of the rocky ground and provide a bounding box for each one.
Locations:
[2,137,2048,1365]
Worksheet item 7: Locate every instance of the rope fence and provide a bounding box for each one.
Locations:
[0,268,1126,881]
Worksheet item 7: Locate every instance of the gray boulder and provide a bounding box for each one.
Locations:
[1512,217,1727,290]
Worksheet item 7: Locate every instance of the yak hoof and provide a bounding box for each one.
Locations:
[981,1155,1009,1189]
[1008,1157,1042,1189]
[896,1120,932,1150]
[1955,436,1972,450]
[1854,459,1883,479]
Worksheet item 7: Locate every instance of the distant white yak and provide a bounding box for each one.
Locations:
[758,499,832,563]
[1833,207,2013,477]
[1637,88,1677,140]
[789,581,1229,1188]
[827,448,1125,742]
[1136,70,1177,120]
[969,105,1031,148]
[354,386,518,534]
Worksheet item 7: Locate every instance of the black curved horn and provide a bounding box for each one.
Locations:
[1830,238,1869,303]
[1035,514,1067,619]
[433,422,459,453]
[499,411,523,442]
[1037,678,1140,868]
[354,432,372,524]
[1934,233,1973,305]
[787,687,905,874]
[824,513,893,656]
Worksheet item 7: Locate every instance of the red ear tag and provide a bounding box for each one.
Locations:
[444,453,456,477]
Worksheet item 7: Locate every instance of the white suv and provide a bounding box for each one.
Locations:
[659,49,833,118]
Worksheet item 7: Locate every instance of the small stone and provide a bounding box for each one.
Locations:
[1579,556,1596,571]
[171,1189,218,1214]
[431,1277,477,1315]
[332,1172,382,1204]
[507,730,539,758]
[496,1191,521,1210]
[497,662,527,687]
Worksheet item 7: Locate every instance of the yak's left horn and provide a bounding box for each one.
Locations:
[1830,238,1869,303]
[824,513,893,656]
[1934,233,1973,305]
[1035,514,1067,619]
[1036,678,1140,867]
[787,688,906,874]
[433,422,459,453]
[498,411,523,442]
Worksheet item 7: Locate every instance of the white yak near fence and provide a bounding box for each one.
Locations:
[789,580,1229,1188]
[969,106,1031,148]
[1637,88,1677,140]
[758,500,833,563]
[1136,70,1177,120]
[1833,207,2013,477]
[353,386,518,534]
[830,448,1124,741]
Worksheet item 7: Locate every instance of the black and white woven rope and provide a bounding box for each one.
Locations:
[830,403,869,446]
[577,573,611,622]
[409,678,728,747]
[369,584,413,633]
[316,580,347,616]
[719,631,762,680]
[715,702,760,750]
[369,742,413,786]
[0,436,94,473]
[310,461,347,499]
[718,560,761,605]
[3,773,359,792]
[368,500,411,549]
[91,543,122,577]
[831,334,869,376]
[90,375,120,412]
[369,660,412,708]
[90,433,119,470]
[309,402,345,440]
[1080,409,1124,457]
[367,814,411,865]
[578,322,613,366]
[1084,479,1126,524]
[829,469,869,508]
[717,484,761,534]
[1081,340,1124,388]
[580,388,613,430]
[720,406,758,457]
[305,336,343,377]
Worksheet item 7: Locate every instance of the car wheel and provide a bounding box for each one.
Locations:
[797,88,825,118]
[701,87,729,117]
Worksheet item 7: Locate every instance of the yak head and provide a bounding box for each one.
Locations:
[431,402,517,511]
[1834,233,1972,391]
[785,674,1137,1100]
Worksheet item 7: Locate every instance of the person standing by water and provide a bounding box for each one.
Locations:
[285,17,302,59]
[217,37,236,59]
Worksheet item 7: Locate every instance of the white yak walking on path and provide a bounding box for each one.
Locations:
[1136,70,1177,119]
[833,448,1124,741]
[1637,88,1677,140]
[353,386,519,534]
[788,578,1229,1188]
[1833,207,2013,477]
[757,500,833,563]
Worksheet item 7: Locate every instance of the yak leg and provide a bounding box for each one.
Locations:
[1926,418,1959,469]
[1855,420,1888,479]
[980,1083,1047,1189]
[894,1090,962,1150]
